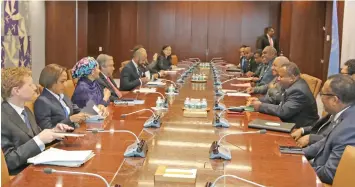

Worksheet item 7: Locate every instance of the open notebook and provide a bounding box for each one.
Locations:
[27,148,95,167]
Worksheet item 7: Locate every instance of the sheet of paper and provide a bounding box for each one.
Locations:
[236,77,252,81]
[133,88,157,93]
[54,133,85,137]
[230,83,251,87]
[147,81,166,86]
[145,71,151,79]
[226,92,251,97]
[165,70,177,74]
[134,100,145,105]
[222,89,238,93]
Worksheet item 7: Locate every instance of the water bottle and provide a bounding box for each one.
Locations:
[184,98,190,109]
[190,99,196,109]
[201,98,207,109]
[168,84,174,93]
[192,74,196,81]
[196,99,202,109]
[156,97,162,108]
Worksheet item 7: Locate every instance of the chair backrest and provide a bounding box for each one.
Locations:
[64,80,75,99]
[332,146,355,187]
[24,95,39,114]
[300,74,322,98]
[171,55,178,65]
[1,151,10,185]
[119,60,130,73]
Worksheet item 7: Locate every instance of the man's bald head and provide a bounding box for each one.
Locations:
[272,56,290,76]
[132,46,147,65]
[262,46,277,64]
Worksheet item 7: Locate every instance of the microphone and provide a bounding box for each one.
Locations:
[205,174,265,187]
[213,94,226,111]
[213,107,245,128]
[214,77,242,96]
[209,130,267,160]
[121,109,161,128]
[188,58,201,62]
[90,129,148,157]
[43,168,111,187]
[164,79,180,94]
[209,57,223,62]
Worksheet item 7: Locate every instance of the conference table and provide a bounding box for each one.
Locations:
[5,64,323,187]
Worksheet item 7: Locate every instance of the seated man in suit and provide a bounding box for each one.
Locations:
[247,56,290,105]
[96,54,122,101]
[34,64,89,129]
[246,50,264,78]
[341,59,355,79]
[249,62,319,128]
[237,45,247,67]
[1,67,72,175]
[239,45,250,73]
[303,74,355,184]
[253,46,277,86]
[291,114,332,147]
[119,46,150,91]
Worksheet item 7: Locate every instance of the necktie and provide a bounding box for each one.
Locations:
[21,110,32,129]
[269,36,274,47]
[59,98,69,118]
[106,77,122,98]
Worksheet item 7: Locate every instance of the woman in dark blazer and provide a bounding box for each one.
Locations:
[156,45,172,71]
[34,64,89,129]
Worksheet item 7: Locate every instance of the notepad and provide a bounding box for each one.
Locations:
[85,115,105,123]
[231,83,251,87]
[27,148,95,167]
[226,92,251,97]
[147,81,166,86]
[134,88,157,93]
[54,133,85,137]
[236,77,253,81]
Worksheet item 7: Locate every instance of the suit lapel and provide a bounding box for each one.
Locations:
[3,102,35,138]
[43,89,67,117]
[130,61,140,78]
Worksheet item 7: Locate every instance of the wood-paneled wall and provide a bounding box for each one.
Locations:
[87,1,280,78]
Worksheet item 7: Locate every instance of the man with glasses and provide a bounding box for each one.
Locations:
[341,59,355,79]
[303,74,355,184]
[249,62,319,128]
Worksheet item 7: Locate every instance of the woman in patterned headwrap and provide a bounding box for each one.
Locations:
[71,57,111,113]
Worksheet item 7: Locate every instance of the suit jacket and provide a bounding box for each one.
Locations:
[256,58,275,86]
[247,57,258,73]
[34,89,81,129]
[1,101,42,175]
[97,72,120,102]
[119,61,143,91]
[259,78,319,128]
[156,56,172,71]
[303,106,355,184]
[240,57,250,73]
[303,114,332,145]
[256,34,279,53]
[257,78,284,105]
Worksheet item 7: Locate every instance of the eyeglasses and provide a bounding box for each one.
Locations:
[320,92,337,97]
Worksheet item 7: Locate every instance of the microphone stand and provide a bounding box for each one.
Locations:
[121,109,161,128]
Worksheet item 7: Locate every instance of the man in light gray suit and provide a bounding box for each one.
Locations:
[303,74,355,184]
[254,46,277,86]
[1,67,72,175]
[250,62,319,128]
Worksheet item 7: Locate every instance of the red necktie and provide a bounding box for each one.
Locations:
[106,77,122,98]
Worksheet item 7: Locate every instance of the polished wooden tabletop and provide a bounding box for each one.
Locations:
[5,64,323,187]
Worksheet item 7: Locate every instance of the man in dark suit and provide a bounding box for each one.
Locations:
[96,54,122,101]
[303,74,355,184]
[291,114,332,147]
[34,64,87,129]
[1,67,72,175]
[341,59,355,79]
[256,26,279,53]
[250,62,319,128]
[120,46,150,91]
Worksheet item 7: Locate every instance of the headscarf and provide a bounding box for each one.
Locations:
[72,57,98,79]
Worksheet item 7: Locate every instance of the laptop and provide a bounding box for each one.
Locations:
[248,119,296,133]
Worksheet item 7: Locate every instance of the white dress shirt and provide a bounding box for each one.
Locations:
[132,59,142,86]
[8,102,45,151]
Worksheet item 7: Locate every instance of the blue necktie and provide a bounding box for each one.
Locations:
[60,98,69,118]
[21,110,32,129]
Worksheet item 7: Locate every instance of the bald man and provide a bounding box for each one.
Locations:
[247,56,290,105]
[256,46,277,86]
[119,46,150,91]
